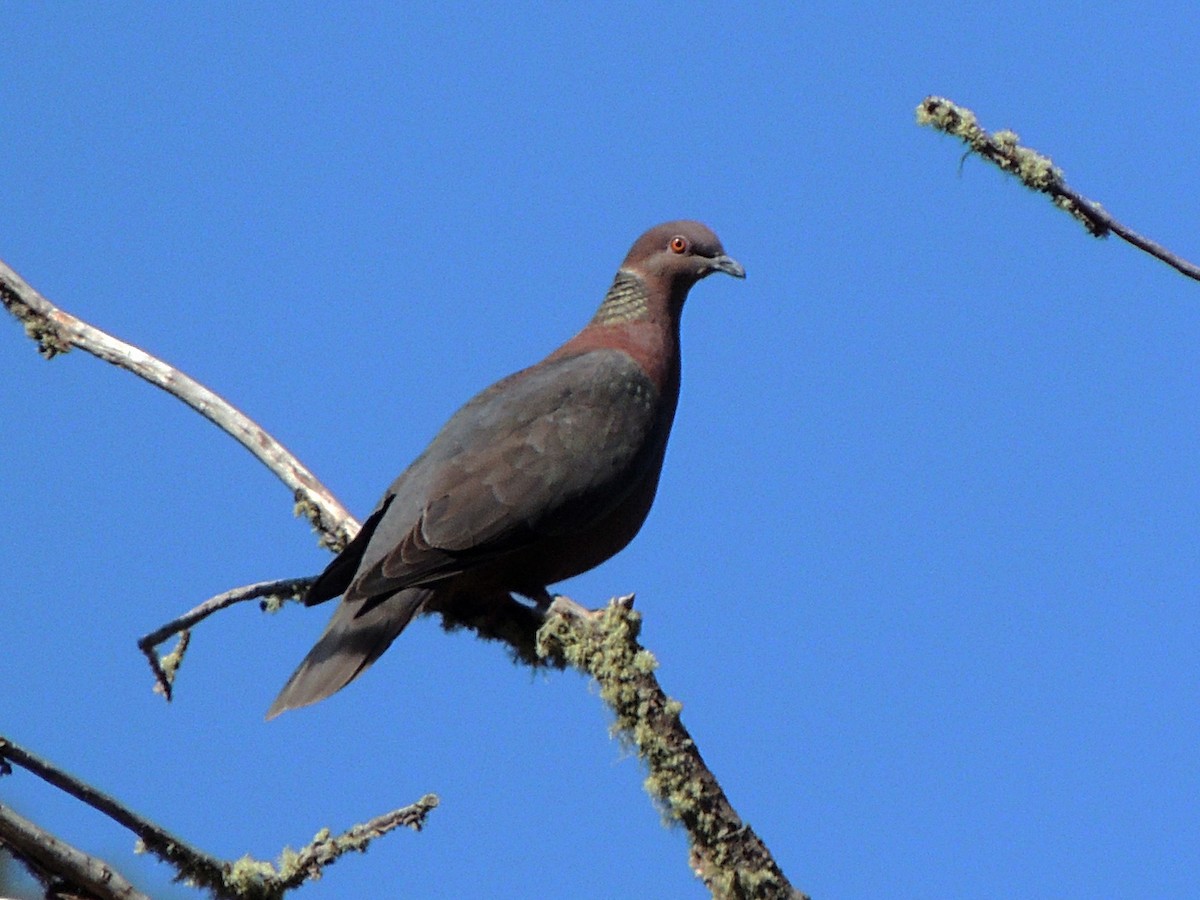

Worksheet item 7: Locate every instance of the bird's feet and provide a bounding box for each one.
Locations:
[546,594,604,621]
[528,588,596,617]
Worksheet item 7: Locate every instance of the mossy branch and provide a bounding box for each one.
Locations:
[0,737,436,900]
[917,95,1200,282]
[537,597,807,900]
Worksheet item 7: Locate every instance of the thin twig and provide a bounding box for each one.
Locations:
[537,597,807,900]
[137,577,315,700]
[0,259,359,549]
[0,803,150,900]
[268,795,439,892]
[212,794,439,898]
[916,95,1200,282]
[0,737,438,900]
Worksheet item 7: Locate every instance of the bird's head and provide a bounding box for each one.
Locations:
[622,220,746,292]
[588,221,745,328]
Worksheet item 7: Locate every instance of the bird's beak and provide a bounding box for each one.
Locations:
[706,254,746,279]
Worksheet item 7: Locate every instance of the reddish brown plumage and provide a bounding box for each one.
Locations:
[268,221,744,718]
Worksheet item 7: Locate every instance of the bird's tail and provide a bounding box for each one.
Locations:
[266,588,429,719]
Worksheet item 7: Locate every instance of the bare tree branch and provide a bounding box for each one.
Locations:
[537,597,807,900]
[0,738,228,892]
[136,572,563,700]
[0,259,359,549]
[137,577,315,700]
[916,95,1200,282]
[0,738,438,900]
[0,803,150,900]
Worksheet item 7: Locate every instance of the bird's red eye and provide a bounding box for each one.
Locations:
[669,236,688,254]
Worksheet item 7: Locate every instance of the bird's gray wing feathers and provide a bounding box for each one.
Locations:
[348,349,661,599]
[265,586,428,718]
[303,496,394,606]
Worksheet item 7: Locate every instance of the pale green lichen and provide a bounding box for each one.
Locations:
[916,95,1108,238]
[292,490,352,552]
[2,286,72,358]
[275,845,301,874]
[225,855,278,893]
[259,594,286,613]
[156,631,190,687]
[537,598,804,897]
[632,649,658,673]
[22,317,72,358]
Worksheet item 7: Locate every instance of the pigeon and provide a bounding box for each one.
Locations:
[268,220,745,717]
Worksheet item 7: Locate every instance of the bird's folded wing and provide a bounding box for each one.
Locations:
[348,349,663,599]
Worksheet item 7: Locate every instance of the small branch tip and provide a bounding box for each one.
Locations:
[918,95,1200,281]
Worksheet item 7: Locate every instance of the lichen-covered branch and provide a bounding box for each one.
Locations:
[0,737,437,900]
[916,95,1200,282]
[536,597,807,900]
[253,796,439,894]
[0,259,359,549]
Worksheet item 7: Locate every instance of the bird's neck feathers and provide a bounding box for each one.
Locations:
[552,269,682,394]
[591,269,652,325]
[589,268,690,326]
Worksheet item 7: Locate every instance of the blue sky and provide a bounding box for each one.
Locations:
[3,4,1198,898]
